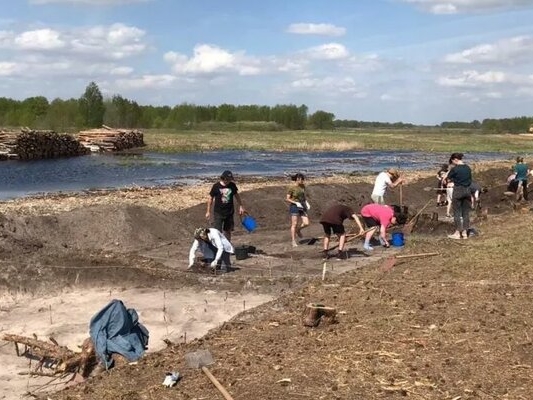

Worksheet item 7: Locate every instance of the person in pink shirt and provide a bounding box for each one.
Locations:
[360,204,407,251]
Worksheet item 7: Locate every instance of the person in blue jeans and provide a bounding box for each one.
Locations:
[446,153,472,239]
[286,173,310,247]
[514,156,529,201]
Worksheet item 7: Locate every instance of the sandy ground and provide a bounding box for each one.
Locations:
[0,287,273,399]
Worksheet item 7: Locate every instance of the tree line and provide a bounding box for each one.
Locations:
[0,82,531,133]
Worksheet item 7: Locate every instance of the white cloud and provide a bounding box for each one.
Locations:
[0,23,147,60]
[444,35,533,65]
[302,43,349,60]
[14,29,65,50]
[0,62,19,76]
[115,74,177,90]
[437,70,508,87]
[30,0,151,4]
[164,44,261,76]
[286,23,346,37]
[400,0,533,14]
[110,66,133,75]
[291,76,366,97]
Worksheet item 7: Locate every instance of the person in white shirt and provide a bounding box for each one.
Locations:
[371,168,403,204]
[188,227,234,270]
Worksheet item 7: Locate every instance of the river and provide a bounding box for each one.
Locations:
[0,150,509,200]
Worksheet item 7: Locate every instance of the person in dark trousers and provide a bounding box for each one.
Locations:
[188,227,234,271]
[446,153,472,239]
[206,170,245,242]
[319,203,365,260]
[514,156,529,200]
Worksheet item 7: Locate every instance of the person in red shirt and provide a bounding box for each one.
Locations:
[360,204,407,251]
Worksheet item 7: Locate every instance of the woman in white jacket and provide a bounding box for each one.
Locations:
[188,227,234,270]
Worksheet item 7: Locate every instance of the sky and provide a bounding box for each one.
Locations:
[1,0,533,124]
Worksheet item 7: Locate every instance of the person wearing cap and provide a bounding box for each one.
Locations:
[188,227,234,270]
[446,153,472,239]
[371,168,404,204]
[206,170,245,242]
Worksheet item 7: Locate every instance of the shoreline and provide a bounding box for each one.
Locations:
[0,159,512,216]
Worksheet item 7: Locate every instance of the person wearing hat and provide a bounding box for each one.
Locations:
[371,168,404,204]
[206,170,245,242]
[188,227,234,270]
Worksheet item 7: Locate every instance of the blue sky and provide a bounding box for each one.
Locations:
[1,0,533,124]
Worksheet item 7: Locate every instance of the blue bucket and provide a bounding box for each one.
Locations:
[241,214,257,233]
[391,232,405,247]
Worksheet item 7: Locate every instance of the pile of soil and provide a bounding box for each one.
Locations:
[1,165,531,399]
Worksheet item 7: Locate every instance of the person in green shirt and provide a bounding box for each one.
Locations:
[514,157,529,201]
[286,173,310,247]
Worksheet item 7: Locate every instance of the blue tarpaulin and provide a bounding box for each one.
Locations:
[89,299,149,368]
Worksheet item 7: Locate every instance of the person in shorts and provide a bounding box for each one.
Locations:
[286,172,310,247]
[360,203,407,251]
[371,168,404,204]
[206,170,245,242]
[319,203,364,260]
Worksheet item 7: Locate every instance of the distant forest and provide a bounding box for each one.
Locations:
[0,82,532,134]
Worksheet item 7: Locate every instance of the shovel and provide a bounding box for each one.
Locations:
[402,199,433,235]
[185,349,234,400]
[381,252,439,271]
[300,232,364,246]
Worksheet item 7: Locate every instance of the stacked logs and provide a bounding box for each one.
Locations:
[77,126,145,152]
[0,128,89,161]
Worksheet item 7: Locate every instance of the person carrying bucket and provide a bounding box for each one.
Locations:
[319,203,365,260]
[206,170,246,242]
[188,227,234,271]
[371,168,404,204]
[360,204,407,251]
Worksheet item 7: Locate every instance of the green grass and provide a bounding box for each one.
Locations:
[143,128,533,153]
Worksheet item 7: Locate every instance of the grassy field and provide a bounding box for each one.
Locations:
[144,128,533,153]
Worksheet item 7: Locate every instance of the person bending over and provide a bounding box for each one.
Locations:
[360,204,407,251]
[319,203,364,260]
[188,227,234,271]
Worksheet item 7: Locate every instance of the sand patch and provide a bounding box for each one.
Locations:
[0,286,273,399]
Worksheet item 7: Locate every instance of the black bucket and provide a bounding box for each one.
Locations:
[234,245,249,260]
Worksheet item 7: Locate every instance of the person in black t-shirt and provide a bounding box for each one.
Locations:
[319,203,364,260]
[446,153,472,240]
[206,170,245,242]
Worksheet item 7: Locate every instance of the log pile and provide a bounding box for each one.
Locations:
[0,128,89,161]
[2,333,97,378]
[77,125,145,152]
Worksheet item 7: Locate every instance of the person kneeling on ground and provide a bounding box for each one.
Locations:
[360,204,407,251]
[319,203,365,260]
[188,227,234,271]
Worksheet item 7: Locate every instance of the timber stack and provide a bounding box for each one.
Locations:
[0,128,89,161]
[77,125,145,152]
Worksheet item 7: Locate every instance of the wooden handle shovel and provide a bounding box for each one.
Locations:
[381,252,439,271]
